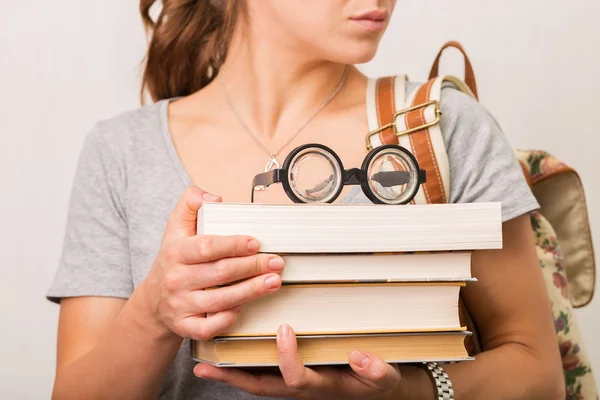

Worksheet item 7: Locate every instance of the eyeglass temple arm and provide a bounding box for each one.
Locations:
[251,169,282,202]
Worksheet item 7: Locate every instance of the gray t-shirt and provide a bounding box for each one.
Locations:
[46,82,539,399]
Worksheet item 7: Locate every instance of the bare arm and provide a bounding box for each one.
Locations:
[52,291,182,400]
[399,214,565,399]
[51,187,285,400]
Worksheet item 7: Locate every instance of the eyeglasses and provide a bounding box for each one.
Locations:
[251,143,426,204]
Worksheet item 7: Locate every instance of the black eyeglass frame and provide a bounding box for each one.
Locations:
[251,143,427,204]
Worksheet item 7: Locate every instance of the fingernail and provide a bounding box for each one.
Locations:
[202,193,220,202]
[350,351,370,368]
[194,365,208,378]
[248,240,260,253]
[268,256,284,271]
[264,274,281,289]
[278,324,290,339]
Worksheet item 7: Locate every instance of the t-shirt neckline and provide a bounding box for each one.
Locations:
[159,98,194,188]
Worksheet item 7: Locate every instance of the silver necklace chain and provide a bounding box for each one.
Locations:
[218,65,350,172]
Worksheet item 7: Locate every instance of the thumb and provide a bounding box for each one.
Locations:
[348,351,401,391]
[163,186,222,241]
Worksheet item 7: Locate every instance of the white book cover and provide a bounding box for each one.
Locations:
[279,252,473,283]
[211,283,464,337]
[197,202,502,253]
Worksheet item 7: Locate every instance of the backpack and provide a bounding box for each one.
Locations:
[367,41,598,399]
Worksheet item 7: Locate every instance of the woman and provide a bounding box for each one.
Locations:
[47,0,565,399]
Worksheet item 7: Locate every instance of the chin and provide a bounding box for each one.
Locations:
[328,40,380,65]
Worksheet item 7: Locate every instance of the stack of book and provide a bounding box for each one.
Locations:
[193,202,502,367]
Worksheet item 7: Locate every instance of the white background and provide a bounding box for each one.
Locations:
[1,1,599,397]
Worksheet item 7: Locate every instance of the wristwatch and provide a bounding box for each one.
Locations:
[423,362,454,400]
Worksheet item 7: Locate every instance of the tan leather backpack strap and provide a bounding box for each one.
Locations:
[365,74,408,149]
[429,41,479,100]
[375,76,398,145]
[369,77,449,204]
[368,74,475,205]
[403,79,448,204]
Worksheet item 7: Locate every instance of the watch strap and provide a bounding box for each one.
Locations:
[424,362,454,400]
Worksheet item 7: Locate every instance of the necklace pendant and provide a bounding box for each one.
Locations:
[264,156,280,172]
[254,156,281,192]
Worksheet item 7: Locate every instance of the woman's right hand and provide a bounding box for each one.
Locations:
[139,186,284,341]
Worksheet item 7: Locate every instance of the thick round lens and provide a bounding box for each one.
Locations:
[367,149,418,204]
[288,148,342,203]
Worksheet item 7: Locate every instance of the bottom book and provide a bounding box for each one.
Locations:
[192,331,473,367]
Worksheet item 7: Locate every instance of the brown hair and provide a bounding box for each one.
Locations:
[139,0,240,102]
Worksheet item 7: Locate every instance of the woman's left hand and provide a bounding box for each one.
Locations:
[193,325,403,399]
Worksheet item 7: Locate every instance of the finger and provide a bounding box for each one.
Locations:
[348,351,401,391]
[175,234,261,265]
[194,363,297,398]
[179,307,241,341]
[183,254,284,289]
[277,325,330,392]
[164,186,219,241]
[189,273,282,313]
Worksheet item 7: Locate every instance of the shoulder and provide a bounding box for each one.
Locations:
[86,101,166,149]
[403,78,538,219]
[78,100,171,176]
[72,100,171,192]
[404,79,496,136]
[404,78,507,156]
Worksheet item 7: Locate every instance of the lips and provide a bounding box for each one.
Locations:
[350,9,388,32]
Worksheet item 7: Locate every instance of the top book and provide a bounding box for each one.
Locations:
[197,202,502,253]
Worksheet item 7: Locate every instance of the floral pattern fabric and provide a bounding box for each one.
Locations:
[518,150,598,400]
[521,150,570,184]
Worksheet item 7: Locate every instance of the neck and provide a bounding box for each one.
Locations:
[214,17,363,141]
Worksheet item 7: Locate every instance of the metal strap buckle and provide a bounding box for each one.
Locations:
[365,100,442,150]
